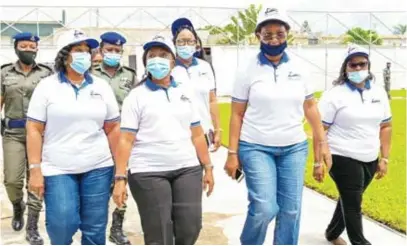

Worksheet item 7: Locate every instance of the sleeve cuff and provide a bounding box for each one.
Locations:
[305,93,314,100]
[120,127,138,133]
[190,121,201,127]
[322,120,333,126]
[27,116,46,124]
[105,116,121,122]
[381,117,392,123]
[232,97,248,103]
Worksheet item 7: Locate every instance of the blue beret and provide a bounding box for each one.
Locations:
[100,32,126,45]
[171,18,194,36]
[13,32,39,42]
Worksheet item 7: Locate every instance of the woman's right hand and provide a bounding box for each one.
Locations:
[113,180,128,208]
[29,168,44,199]
[313,164,325,183]
[224,154,240,179]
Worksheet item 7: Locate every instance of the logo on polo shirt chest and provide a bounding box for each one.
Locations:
[371,98,381,103]
[90,90,102,99]
[288,71,301,80]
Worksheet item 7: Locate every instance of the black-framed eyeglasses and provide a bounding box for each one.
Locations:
[175,39,197,46]
[348,62,368,69]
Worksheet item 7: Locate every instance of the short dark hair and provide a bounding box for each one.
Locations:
[54,45,72,73]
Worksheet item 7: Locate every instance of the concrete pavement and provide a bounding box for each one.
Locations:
[0,144,406,245]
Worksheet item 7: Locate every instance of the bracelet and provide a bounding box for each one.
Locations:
[29,164,41,170]
[214,128,223,132]
[114,174,128,182]
[381,158,389,164]
[313,162,322,168]
[202,163,214,170]
[228,149,237,155]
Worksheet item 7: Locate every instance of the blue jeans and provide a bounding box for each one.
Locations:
[44,166,114,245]
[238,140,308,245]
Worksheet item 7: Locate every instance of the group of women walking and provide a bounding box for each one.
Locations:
[0,6,392,246]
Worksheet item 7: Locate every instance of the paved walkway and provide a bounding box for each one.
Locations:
[0,144,406,245]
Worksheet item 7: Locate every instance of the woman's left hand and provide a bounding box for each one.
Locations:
[203,168,215,196]
[211,130,222,152]
[375,159,388,180]
[319,142,332,172]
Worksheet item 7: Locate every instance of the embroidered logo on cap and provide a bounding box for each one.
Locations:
[30,36,36,41]
[116,39,121,45]
[152,35,165,42]
[73,30,85,39]
[265,8,278,16]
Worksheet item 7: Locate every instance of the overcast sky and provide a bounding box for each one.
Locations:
[1,0,406,35]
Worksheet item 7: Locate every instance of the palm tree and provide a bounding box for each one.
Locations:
[393,24,407,35]
[342,27,383,45]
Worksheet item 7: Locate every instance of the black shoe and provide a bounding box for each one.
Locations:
[11,200,26,231]
[25,210,44,245]
[109,209,131,245]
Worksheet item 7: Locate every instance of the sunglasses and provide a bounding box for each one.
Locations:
[348,62,368,69]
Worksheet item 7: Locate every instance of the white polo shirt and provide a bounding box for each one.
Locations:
[27,72,120,176]
[232,52,314,147]
[319,81,392,162]
[120,78,201,173]
[172,58,216,133]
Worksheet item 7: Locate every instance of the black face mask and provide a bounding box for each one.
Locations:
[16,50,37,65]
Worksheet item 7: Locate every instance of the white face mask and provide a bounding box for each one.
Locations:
[347,70,369,84]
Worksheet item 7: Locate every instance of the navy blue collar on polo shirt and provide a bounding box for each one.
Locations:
[258,51,289,68]
[345,80,371,92]
[175,57,198,69]
[58,71,93,85]
[145,77,178,91]
[58,72,93,96]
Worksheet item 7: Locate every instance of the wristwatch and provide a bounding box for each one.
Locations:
[29,164,41,170]
[313,162,322,168]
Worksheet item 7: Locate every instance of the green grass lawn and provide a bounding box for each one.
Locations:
[218,90,406,232]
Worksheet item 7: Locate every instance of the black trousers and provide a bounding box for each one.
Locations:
[128,165,203,245]
[325,155,378,245]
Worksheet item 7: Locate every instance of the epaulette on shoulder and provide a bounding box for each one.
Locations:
[1,63,13,70]
[37,63,54,72]
[122,66,136,74]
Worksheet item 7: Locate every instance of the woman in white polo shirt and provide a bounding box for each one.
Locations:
[170,18,221,151]
[318,46,392,245]
[26,29,120,245]
[112,35,214,245]
[224,7,331,245]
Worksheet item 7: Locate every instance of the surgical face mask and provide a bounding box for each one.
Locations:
[70,52,91,75]
[146,57,171,80]
[347,70,369,84]
[103,53,122,67]
[16,50,37,65]
[260,41,287,57]
[176,45,196,60]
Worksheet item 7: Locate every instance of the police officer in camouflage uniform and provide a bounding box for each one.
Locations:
[0,32,53,245]
[92,31,137,245]
[383,62,391,100]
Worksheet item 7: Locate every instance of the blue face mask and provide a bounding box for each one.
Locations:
[347,70,369,84]
[70,52,91,75]
[103,53,121,67]
[176,45,196,60]
[146,57,171,80]
[260,41,287,57]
